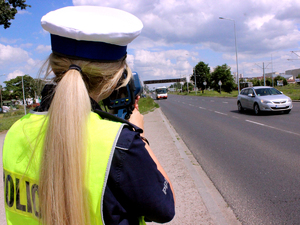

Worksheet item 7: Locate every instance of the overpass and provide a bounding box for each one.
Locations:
[143,78,186,84]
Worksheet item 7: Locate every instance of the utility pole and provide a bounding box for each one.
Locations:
[186,75,189,93]
[255,62,271,86]
[22,76,27,115]
[0,74,6,110]
[271,55,274,87]
[263,62,265,86]
[194,75,197,95]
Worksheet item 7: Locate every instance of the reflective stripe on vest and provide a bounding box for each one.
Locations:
[3,111,124,225]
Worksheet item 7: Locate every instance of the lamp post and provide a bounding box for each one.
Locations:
[219,17,240,93]
[0,74,6,111]
[193,67,197,95]
[22,75,27,115]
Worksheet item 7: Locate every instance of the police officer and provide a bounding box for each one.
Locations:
[3,6,175,225]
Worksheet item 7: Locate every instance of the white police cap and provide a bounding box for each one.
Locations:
[41,6,143,61]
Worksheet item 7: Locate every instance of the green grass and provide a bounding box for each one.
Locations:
[139,96,159,114]
[276,84,300,100]
[0,96,159,133]
[0,110,25,132]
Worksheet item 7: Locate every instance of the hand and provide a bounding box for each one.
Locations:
[128,108,144,132]
[134,96,140,110]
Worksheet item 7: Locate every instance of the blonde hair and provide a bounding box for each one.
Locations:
[39,53,131,225]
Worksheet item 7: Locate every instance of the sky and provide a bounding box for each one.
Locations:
[1,0,300,88]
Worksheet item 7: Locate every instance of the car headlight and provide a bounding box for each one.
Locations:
[260,99,271,104]
[288,98,292,102]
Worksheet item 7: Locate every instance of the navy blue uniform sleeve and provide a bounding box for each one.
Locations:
[105,126,175,224]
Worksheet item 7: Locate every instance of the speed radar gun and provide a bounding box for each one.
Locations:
[103,71,143,120]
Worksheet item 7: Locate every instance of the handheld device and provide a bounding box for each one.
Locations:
[103,71,143,120]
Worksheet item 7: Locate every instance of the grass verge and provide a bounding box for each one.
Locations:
[139,96,160,114]
[171,84,300,100]
[172,90,239,98]
[276,84,300,100]
[0,114,24,132]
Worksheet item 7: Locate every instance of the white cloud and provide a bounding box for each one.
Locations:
[130,49,196,81]
[0,44,30,65]
[246,15,275,30]
[0,37,19,44]
[35,45,51,53]
[72,0,300,54]
[0,44,43,79]
[20,43,33,48]
[24,58,43,72]
[7,70,25,80]
[17,10,31,15]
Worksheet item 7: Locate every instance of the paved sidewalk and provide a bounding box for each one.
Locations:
[144,108,240,225]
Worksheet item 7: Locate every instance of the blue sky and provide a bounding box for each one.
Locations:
[1,0,300,88]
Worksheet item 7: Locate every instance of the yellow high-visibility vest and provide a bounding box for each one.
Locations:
[2,111,147,225]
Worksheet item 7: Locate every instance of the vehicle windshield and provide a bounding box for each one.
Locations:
[254,88,281,96]
[156,89,167,94]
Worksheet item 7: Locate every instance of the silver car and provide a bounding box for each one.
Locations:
[237,86,293,115]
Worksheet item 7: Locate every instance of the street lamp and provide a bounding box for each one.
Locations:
[193,67,197,95]
[22,75,27,115]
[0,74,6,111]
[219,17,240,93]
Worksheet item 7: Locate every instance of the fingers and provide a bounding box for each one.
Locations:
[135,96,140,110]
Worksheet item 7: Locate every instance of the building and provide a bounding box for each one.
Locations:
[285,68,300,81]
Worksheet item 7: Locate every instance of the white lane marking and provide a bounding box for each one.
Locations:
[222,102,228,104]
[210,100,215,102]
[232,116,239,119]
[214,111,228,116]
[199,107,206,110]
[189,104,195,107]
[246,120,300,136]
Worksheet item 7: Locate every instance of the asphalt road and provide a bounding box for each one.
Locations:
[156,94,300,225]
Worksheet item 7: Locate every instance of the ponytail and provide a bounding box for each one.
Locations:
[39,69,91,225]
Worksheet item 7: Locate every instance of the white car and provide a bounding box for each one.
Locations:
[237,86,293,115]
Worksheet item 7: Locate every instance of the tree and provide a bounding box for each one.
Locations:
[190,61,210,93]
[182,82,193,92]
[274,76,287,86]
[3,75,36,103]
[170,82,182,90]
[210,64,235,93]
[0,0,31,29]
[252,78,261,86]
